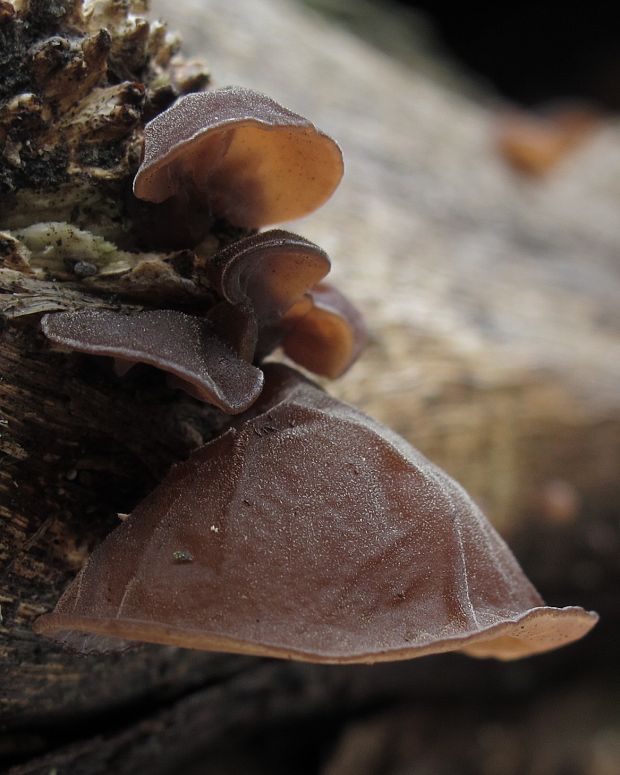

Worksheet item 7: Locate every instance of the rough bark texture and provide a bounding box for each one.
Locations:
[2,0,619,772]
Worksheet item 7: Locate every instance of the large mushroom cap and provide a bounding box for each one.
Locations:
[34,365,597,662]
[133,86,344,228]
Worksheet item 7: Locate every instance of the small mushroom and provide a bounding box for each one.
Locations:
[495,102,601,176]
[41,309,263,414]
[133,86,344,228]
[282,282,367,377]
[207,229,331,360]
[34,364,597,662]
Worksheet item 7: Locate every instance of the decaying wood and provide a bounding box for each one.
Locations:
[6,639,615,774]
[2,0,619,772]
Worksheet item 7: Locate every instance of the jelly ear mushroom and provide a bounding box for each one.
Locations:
[41,309,263,414]
[282,283,367,378]
[207,229,331,359]
[133,86,344,228]
[34,364,597,662]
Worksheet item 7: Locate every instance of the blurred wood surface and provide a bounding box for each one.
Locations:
[151,0,620,535]
[3,1,619,772]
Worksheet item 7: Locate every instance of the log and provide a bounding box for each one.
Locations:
[2,0,619,771]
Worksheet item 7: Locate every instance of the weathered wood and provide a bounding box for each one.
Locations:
[2,0,619,771]
[7,645,614,774]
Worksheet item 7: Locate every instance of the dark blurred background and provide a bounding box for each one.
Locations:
[305,0,620,109]
[398,1,620,109]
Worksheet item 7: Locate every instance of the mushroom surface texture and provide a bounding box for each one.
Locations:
[41,309,264,414]
[207,229,331,360]
[282,282,367,377]
[34,365,597,662]
[133,86,344,228]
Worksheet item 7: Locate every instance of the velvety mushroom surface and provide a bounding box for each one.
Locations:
[133,86,344,228]
[282,282,367,377]
[207,229,331,361]
[34,365,597,662]
[41,309,264,414]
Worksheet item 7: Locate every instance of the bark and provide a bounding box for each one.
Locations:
[2,0,619,772]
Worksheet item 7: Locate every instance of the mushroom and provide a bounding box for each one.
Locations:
[133,86,344,228]
[495,102,601,176]
[281,282,367,377]
[207,229,331,360]
[41,309,263,414]
[34,364,597,662]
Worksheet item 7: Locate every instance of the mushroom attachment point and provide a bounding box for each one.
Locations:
[41,309,264,414]
[133,86,344,228]
[207,229,331,361]
[34,365,597,662]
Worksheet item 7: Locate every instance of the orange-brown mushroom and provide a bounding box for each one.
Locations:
[207,229,331,360]
[41,309,263,414]
[133,86,344,228]
[282,282,367,377]
[34,364,597,662]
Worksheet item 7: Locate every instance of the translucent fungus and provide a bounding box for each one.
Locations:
[34,365,598,662]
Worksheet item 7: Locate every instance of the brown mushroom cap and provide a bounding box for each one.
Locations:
[133,86,344,228]
[34,365,597,662]
[207,229,331,360]
[41,309,263,414]
[210,230,330,317]
[282,282,367,377]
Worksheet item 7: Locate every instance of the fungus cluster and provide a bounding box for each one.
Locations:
[38,87,365,411]
[35,87,597,662]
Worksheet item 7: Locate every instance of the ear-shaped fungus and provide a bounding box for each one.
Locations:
[34,364,597,662]
[207,229,331,360]
[282,282,367,377]
[41,309,263,414]
[133,86,344,228]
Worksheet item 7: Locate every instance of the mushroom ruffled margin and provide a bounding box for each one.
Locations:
[35,88,597,662]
